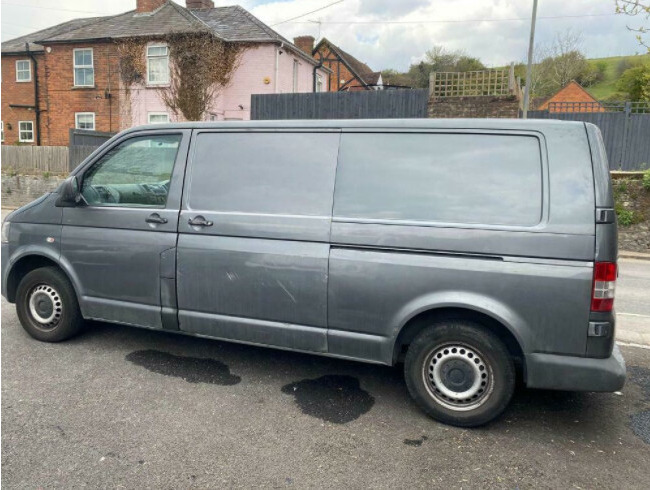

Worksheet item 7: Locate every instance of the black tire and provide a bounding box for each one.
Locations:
[404,321,515,427]
[16,266,83,342]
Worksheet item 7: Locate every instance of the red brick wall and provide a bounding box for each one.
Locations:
[2,43,122,146]
[41,43,121,146]
[1,54,45,145]
[428,95,520,118]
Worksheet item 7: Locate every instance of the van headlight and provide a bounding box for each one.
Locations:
[1,221,10,243]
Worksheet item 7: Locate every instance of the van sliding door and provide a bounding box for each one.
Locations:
[176,130,340,352]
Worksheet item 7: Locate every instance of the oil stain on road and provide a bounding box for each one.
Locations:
[281,374,375,424]
[126,349,241,385]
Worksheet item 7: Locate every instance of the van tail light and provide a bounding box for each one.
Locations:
[591,262,617,312]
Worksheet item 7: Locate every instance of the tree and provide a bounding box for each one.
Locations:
[380,69,416,88]
[517,30,597,98]
[399,45,487,88]
[617,63,650,101]
[616,0,650,51]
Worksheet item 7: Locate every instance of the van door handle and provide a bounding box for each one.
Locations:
[145,213,168,224]
[188,215,213,227]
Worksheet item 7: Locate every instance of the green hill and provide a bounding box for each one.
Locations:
[586,54,650,100]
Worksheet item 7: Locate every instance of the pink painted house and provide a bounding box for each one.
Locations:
[128,40,326,124]
[122,0,329,124]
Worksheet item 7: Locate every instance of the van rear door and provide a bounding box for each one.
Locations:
[585,123,618,358]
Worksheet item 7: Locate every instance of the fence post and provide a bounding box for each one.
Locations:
[429,72,436,96]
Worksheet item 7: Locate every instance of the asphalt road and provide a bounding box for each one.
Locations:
[2,294,650,488]
[617,259,650,345]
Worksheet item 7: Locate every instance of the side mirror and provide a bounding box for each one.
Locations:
[55,176,84,207]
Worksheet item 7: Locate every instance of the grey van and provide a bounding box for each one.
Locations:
[1,119,625,427]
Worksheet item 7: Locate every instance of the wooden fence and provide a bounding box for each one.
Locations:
[429,65,520,98]
[1,145,101,174]
[1,146,69,174]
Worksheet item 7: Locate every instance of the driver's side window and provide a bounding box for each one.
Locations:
[81,134,182,207]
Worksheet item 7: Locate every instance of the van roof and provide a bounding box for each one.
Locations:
[126,118,585,134]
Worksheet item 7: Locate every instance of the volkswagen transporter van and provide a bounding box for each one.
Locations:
[1,119,626,427]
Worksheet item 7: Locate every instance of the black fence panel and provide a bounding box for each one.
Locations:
[68,145,99,171]
[68,129,115,171]
[251,90,429,120]
[626,114,650,171]
[526,109,650,171]
[68,128,115,147]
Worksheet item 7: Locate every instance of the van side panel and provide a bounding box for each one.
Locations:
[328,249,593,363]
[328,127,596,363]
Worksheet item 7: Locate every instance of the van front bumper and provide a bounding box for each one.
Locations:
[525,344,626,392]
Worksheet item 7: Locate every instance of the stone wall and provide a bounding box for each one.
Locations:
[1,174,65,209]
[428,95,520,118]
[614,177,650,253]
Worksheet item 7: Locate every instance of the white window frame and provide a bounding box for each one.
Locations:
[1,121,4,142]
[146,44,170,86]
[292,59,299,93]
[18,121,34,143]
[73,48,94,87]
[75,112,96,130]
[316,74,323,93]
[147,112,170,124]
[15,60,31,82]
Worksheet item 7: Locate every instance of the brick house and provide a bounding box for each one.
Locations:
[1,0,329,146]
[537,80,603,113]
[294,36,382,92]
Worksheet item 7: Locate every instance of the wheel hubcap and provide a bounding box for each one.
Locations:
[424,344,493,411]
[28,284,62,329]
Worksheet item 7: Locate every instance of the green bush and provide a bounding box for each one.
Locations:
[615,203,636,226]
[643,169,650,191]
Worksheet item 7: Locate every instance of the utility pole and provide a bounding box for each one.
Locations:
[522,0,538,119]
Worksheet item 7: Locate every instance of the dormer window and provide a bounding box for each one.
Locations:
[147,44,169,85]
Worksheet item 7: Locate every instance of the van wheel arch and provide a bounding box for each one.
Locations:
[6,255,72,303]
[393,308,525,378]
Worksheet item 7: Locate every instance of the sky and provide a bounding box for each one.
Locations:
[0,0,646,71]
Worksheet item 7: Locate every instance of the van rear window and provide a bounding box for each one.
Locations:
[188,132,339,216]
[333,133,542,227]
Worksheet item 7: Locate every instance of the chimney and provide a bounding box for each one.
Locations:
[294,36,315,56]
[136,0,166,13]
[186,0,214,8]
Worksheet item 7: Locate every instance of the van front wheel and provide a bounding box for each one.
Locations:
[16,266,83,342]
[404,321,515,427]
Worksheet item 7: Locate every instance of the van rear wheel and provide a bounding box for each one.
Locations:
[404,321,515,427]
[16,266,83,342]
